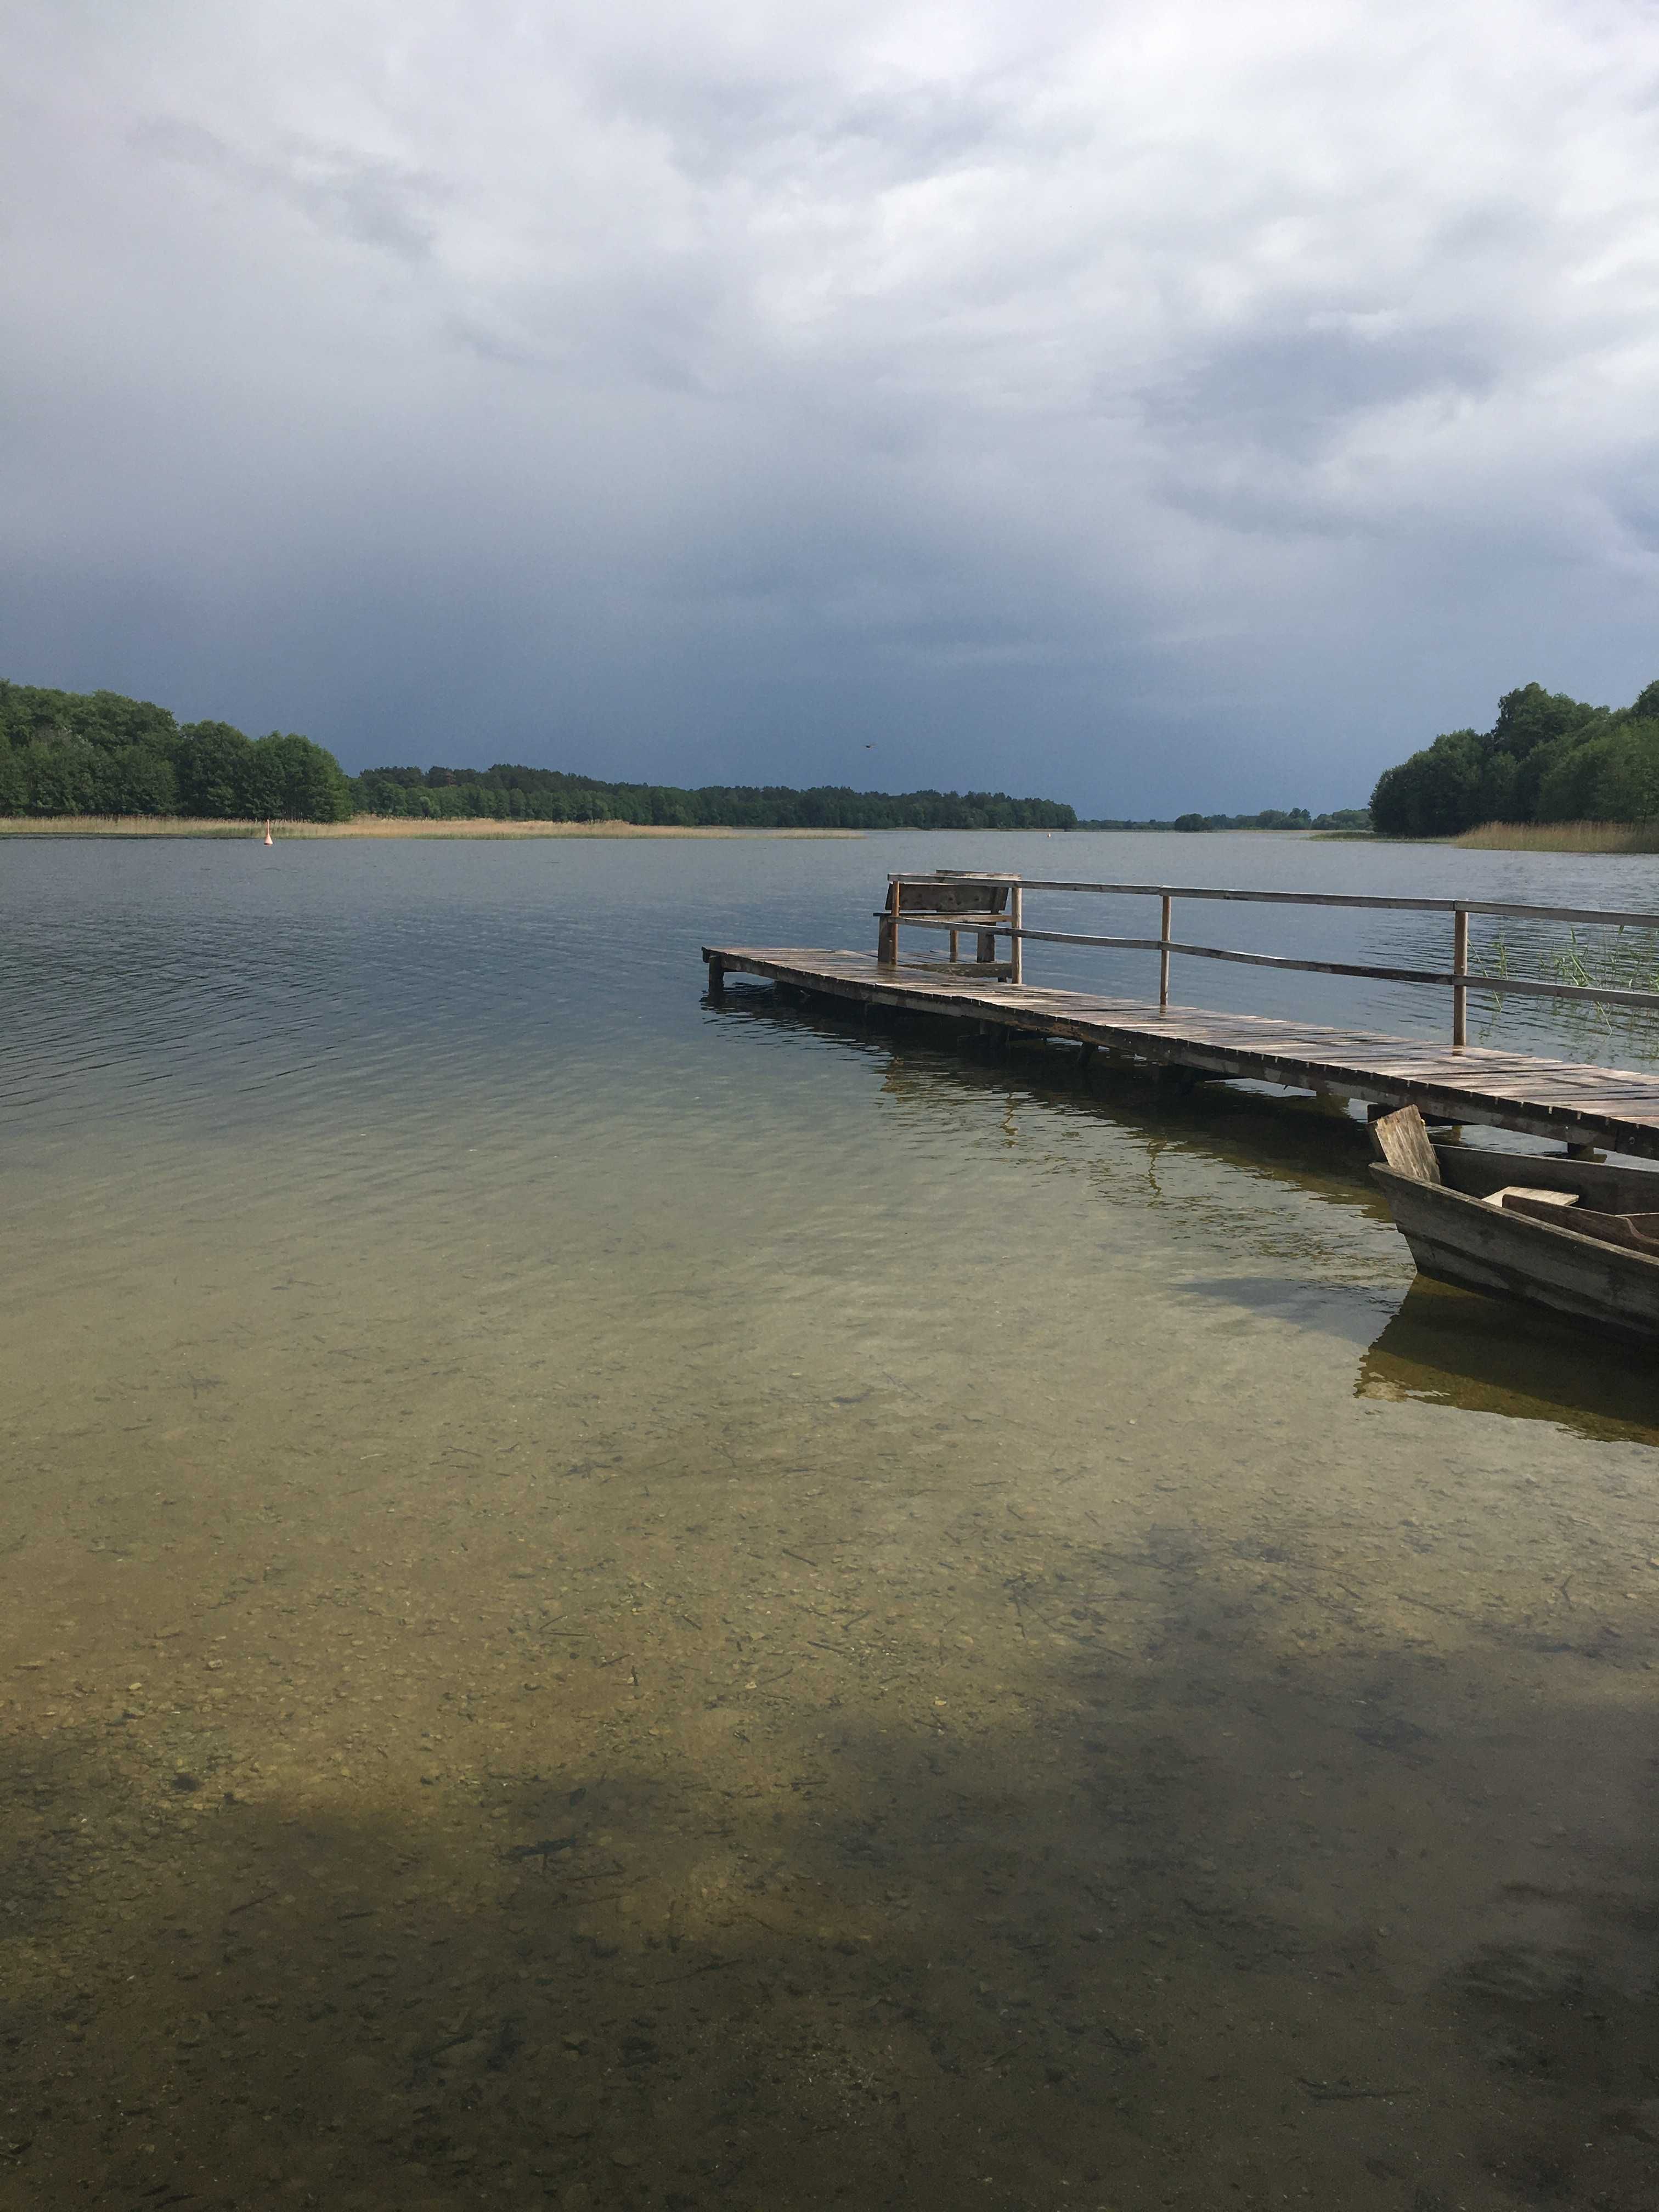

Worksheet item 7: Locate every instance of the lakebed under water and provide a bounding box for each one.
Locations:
[3,832,1658,2211]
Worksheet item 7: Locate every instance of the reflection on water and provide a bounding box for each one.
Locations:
[1359,1278,1659,1442]
[3,836,1659,2211]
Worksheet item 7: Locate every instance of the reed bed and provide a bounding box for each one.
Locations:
[0,815,861,840]
[1469,924,1659,1059]
[1454,819,1659,854]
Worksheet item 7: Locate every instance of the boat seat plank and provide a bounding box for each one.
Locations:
[1488,1187,1579,1212]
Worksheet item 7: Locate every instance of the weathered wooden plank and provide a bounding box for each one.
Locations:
[1488,1187,1581,1215]
[701,944,1659,1158]
[1370,1107,1441,1184]
[884,916,1659,1014]
[1437,1149,1659,1207]
[1373,1166,1659,1340]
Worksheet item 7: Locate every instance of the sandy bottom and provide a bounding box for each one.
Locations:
[3,991,1658,2211]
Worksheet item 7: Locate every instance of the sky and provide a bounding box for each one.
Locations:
[3,0,1658,814]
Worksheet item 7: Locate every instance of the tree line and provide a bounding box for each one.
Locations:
[1078,806,1369,832]
[0,681,1078,830]
[352,761,1077,830]
[0,681,353,821]
[6,673,1382,834]
[1370,679,1659,838]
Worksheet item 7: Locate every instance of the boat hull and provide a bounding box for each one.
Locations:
[1372,1164,1659,1347]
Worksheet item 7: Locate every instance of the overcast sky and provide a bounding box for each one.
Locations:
[4,1,1657,811]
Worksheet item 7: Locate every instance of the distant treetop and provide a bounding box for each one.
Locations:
[1370,679,1659,837]
[0,680,352,822]
[1075,806,1368,832]
[0,682,1078,828]
[349,760,1077,831]
[1,676,1365,833]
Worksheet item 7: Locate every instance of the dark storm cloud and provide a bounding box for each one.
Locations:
[3,0,1658,811]
[1149,326,1502,462]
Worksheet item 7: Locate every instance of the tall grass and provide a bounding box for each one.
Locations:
[0,815,861,840]
[1454,819,1659,854]
[1469,925,1659,1059]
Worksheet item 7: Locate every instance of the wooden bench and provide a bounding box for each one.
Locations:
[879,877,1014,974]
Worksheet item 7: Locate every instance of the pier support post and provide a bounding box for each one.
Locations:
[706,955,726,994]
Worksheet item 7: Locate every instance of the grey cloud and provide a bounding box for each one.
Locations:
[1148,325,1502,457]
[443,315,551,371]
[3,0,1658,815]
[595,60,1008,190]
[1136,321,1511,537]
[132,115,443,261]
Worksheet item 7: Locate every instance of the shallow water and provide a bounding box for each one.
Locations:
[3,832,1658,2211]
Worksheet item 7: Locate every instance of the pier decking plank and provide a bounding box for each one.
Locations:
[703,945,1659,1159]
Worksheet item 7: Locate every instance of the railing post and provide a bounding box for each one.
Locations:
[1008,881,1023,986]
[1452,905,1469,1048]
[1159,894,1172,1012]
[879,878,902,965]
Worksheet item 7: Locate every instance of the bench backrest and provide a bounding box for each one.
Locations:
[887,879,1009,916]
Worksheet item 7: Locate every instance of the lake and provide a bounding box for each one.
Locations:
[3,830,1658,2210]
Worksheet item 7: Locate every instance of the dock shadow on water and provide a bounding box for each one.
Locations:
[5,923,1659,2211]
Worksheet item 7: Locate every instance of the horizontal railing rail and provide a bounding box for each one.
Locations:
[907,878,1659,928]
[875,872,1659,1043]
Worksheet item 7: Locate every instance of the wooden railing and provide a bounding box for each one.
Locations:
[877,873,1659,1047]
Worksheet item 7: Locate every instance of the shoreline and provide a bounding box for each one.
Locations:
[0,815,865,840]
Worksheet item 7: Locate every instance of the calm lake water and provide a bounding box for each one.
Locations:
[3,831,1659,2212]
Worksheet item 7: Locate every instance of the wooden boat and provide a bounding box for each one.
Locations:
[1369,1105,1659,1344]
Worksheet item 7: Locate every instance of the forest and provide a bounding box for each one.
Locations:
[0,681,1077,830]
[0,681,353,821]
[1079,807,1370,832]
[4,676,1375,834]
[1370,678,1659,837]
[351,761,1077,830]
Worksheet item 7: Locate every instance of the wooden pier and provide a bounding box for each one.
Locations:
[703,871,1659,1161]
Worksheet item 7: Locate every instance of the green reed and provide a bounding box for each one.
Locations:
[1469,926,1659,1057]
